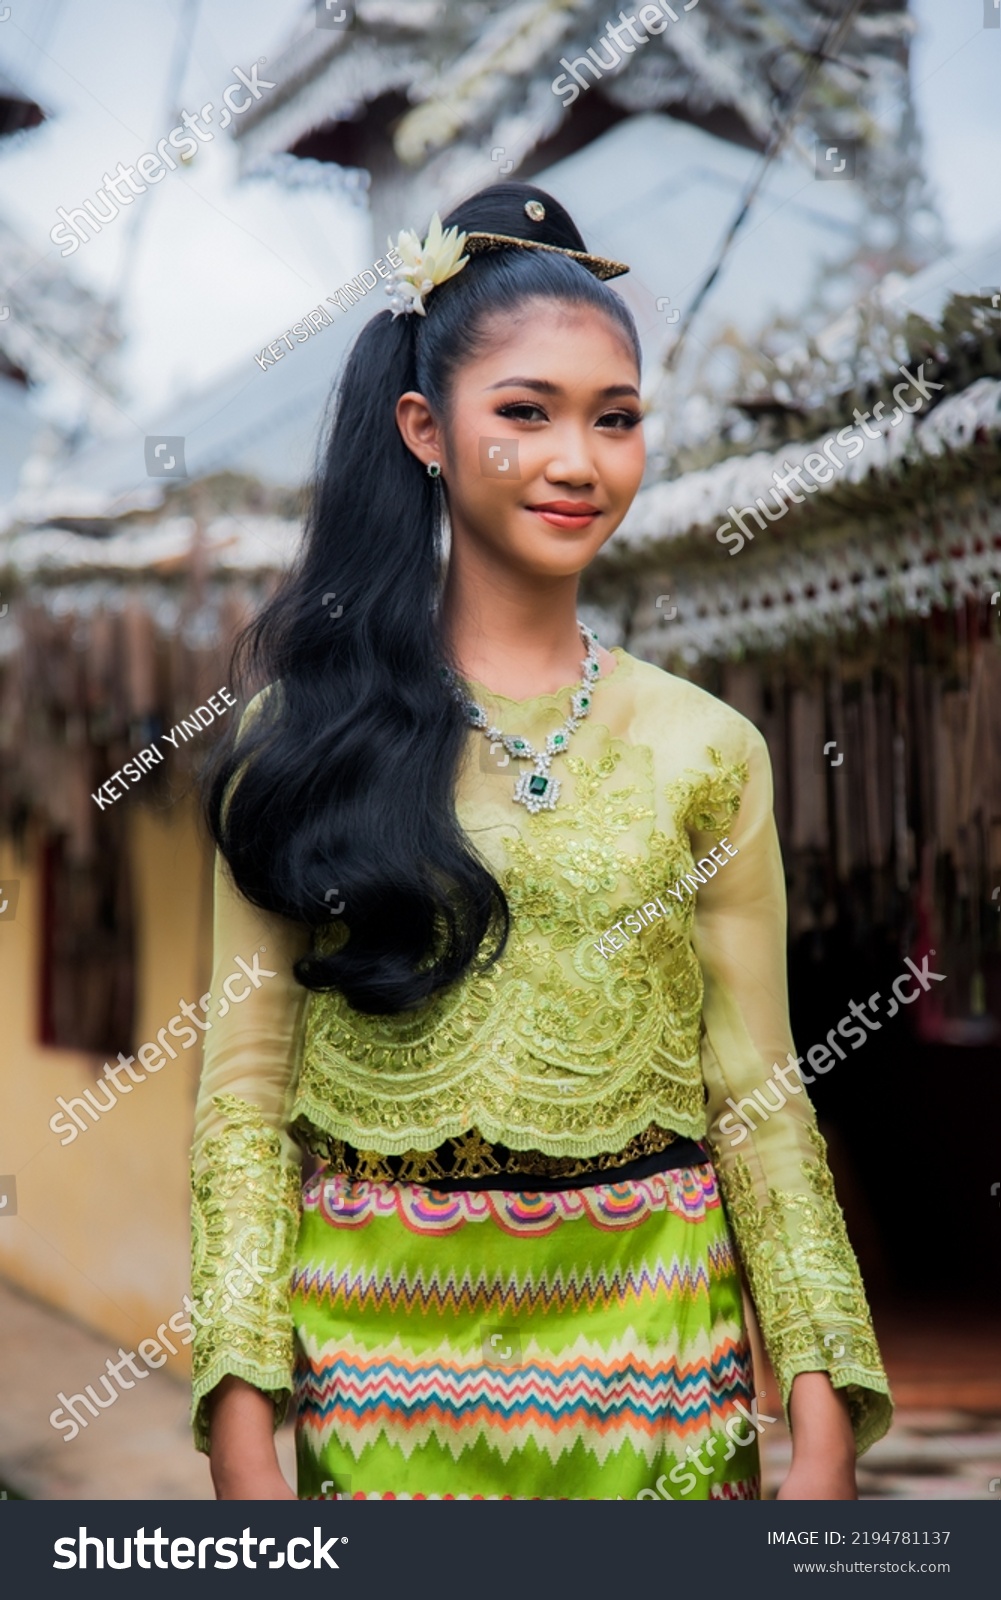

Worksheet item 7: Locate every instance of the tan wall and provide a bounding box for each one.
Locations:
[0,798,212,1371]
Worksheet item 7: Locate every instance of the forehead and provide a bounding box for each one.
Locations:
[463,298,639,386]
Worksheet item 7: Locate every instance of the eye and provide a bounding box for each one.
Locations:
[597,409,642,430]
[495,401,549,423]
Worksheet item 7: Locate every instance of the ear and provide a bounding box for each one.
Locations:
[396,391,444,469]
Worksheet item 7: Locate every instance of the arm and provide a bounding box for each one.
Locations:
[190,843,311,1497]
[780,1372,858,1500]
[208,1376,296,1500]
[688,723,892,1494]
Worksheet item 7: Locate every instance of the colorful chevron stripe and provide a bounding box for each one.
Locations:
[291,1251,737,1318]
[290,1159,760,1500]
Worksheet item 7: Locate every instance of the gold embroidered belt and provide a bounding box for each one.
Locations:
[292,1119,691,1188]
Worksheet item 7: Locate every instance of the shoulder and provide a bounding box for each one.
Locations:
[616,652,771,834]
[619,651,766,762]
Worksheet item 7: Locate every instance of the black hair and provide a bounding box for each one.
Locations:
[203,182,640,1015]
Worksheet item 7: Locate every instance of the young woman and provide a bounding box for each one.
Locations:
[191,182,891,1501]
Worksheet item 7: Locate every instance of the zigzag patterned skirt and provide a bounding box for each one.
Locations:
[289,1161,761,1500]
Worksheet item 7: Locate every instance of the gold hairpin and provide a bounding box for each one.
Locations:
[461,232,629,281]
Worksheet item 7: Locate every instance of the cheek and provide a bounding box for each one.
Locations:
[450,424,525,500]
[606,433,646,498]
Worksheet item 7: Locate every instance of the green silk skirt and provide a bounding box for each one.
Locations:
[290,1160,761,1500]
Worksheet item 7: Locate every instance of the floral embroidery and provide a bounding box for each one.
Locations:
[715,1126,892,1456]
[190,1095,302,1453]
[665,746,748,837]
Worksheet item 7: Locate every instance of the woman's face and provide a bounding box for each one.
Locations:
[399,298,645,582]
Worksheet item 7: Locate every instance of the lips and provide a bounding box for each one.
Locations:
[527,500,602,529]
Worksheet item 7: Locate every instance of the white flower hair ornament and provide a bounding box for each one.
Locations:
[385,212,469,317]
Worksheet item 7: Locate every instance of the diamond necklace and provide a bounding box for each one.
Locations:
[449,621,602,812]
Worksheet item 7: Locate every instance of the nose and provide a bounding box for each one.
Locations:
[543,426,597,488]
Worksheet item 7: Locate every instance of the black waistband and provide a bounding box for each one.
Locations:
[421,1136,709,1193]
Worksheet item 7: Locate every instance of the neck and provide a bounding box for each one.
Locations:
[440,564,591,700]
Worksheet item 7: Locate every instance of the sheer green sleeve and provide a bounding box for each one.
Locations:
[189,841,311,1455]
[690,719,893,1457]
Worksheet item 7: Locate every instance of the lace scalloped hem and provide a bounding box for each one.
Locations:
[289,1089,707,1164]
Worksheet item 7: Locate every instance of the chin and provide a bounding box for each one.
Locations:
[521,545,596,579]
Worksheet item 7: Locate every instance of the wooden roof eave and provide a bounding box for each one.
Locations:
[602,376,1001,573]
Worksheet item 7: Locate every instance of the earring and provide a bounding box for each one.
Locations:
[426,461,442,478]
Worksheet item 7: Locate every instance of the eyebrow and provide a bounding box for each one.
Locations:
[486,377,640,399]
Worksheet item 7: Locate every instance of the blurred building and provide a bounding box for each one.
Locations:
[232,0,941,391]
[232,0,933,258]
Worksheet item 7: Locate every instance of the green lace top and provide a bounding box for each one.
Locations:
[189,648,892,1455]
